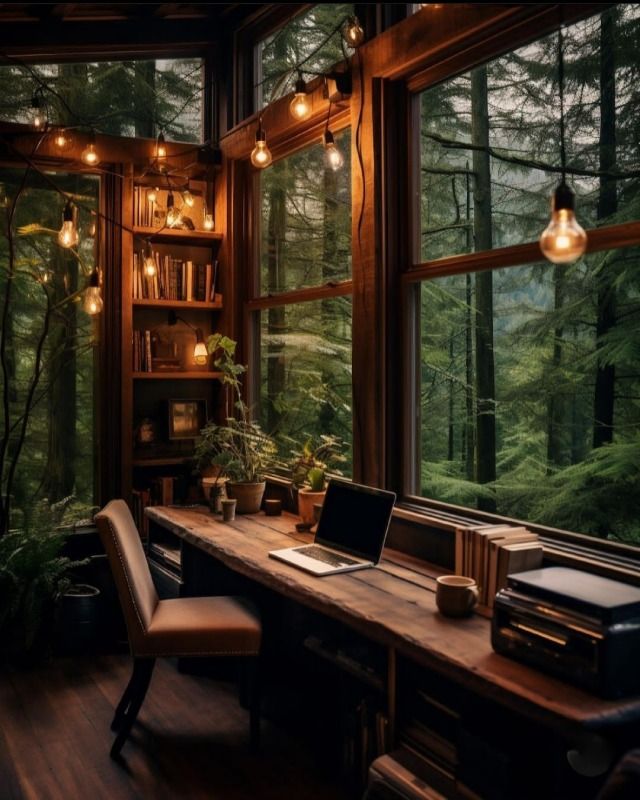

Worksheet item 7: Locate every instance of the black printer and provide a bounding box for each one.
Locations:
[491,566,640,698]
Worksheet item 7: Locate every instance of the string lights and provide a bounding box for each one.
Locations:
[143,240,157,277]
[342,15,365,48]
[30,89,46,129]
[539,27,587,264]
[81,133,100,166]
[57,200,78,248]
[83,269,103,315]
[289,74,312,121]
[155,131,167,169]
[250,118,273,169]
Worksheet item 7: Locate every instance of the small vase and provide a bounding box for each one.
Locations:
[298,488,326,527]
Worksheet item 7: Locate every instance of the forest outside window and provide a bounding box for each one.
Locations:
[412,6,640,548]
[0,58,204,141]
[255,3,355,108]
[0,168,99,530]
[254,129,353,474]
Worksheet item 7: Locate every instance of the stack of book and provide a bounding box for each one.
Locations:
[132,252,218,302]
[454,524,544,608]
[132,329,153,372]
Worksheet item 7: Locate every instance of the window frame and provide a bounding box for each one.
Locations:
[401,5,640,562]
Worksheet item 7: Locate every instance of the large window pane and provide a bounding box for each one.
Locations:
[0,169,98,527]
[419,5,640,260]
[256,4,354,107]
[0,58,203,142]
[418,249,640,545]
[258,297,352,475]
[259,129,351,295]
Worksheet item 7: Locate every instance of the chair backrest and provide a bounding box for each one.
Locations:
[95,499,159,654]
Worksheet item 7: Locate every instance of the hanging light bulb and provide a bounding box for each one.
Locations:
[155,132,167,169]
[58,200,79,248]
[182,180,195,208]
[203,213,214,231]
[53,128,68,149]
[250,120,272,169]
[83,269,103,315]
[323,130,344,171]
[539,182,587,263]
[81,134,100,166]
[539,27,587,265]
[289,76,312,121]
[342,15,365,47]
[147,186,158,204]
[166,192,180,227]
[193,329,208,365]
[31,91,46,129]
[143,242,157,277]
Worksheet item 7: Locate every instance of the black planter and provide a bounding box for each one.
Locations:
[56,583,101,654]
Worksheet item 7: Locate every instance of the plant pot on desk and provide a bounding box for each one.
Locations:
[298,488,326,527]
[225,481,266,514]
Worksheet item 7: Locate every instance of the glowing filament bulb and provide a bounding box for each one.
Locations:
[250,123,272,169]
[539,182,587,264]
[183,184,195,207]
[83,270,103,315]
[143,243,157,277]
[342,16,364,47]
[147,187,158,204]
[290,77,312,121]
[203,213,214,231]
[53,129,68,149]
[81,142,100,166]
[31,93,45,129]
[193,329,208,365]
[323,130,344,171]
[166,192,180,227]
[155,132,167,167]
[58,201,78,248]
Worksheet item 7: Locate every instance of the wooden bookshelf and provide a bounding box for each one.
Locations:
[133,226,223,244]
[133,295,223,310]
[132,371,222,380]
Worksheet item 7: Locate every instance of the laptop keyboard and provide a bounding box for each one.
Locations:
[297,545,359,567]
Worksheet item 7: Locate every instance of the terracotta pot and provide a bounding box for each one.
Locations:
[297,488,326,526]
[225,481,266,514]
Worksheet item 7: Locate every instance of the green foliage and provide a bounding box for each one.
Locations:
[196,334,277,483]
[289,434,346,490]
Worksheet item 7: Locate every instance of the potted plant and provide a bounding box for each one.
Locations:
[196,334,277,514]
[290,435,345,526]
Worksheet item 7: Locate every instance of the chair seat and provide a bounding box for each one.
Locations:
[135,595,261,658]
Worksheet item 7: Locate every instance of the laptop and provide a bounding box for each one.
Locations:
[269,480,396,576]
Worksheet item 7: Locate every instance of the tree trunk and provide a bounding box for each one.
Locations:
[265,171,286,436]
[464,166,475,481]
[546,266,566,469]
[593,9,618,449]
[134,60,156,139]
[471,67,497,511]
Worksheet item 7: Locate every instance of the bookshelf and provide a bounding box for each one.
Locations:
[122,167,225,529]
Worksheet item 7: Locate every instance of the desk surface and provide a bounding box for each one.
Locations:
[146,505,640,735]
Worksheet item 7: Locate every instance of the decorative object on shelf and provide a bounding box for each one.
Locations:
[168,398,207,440]
[251,117,273,169]
[290,434,345,526]
[196,334,277,514]
[539,26,587,264]
[135,416,157,447]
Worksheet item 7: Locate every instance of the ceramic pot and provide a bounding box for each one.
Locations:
[225,481,266,514]
[297,488,326,526]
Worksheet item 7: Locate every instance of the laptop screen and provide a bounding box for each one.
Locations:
[315,480,396,563]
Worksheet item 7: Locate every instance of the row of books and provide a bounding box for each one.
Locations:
[133,185,205,228]
[132,252,218,302]
[455,523,543,608]
[132,329,153,372]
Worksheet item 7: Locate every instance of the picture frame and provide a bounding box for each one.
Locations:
[167,399,207,440]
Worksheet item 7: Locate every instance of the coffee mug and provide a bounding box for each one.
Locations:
[436,575,478,618]
[221,498,237,522]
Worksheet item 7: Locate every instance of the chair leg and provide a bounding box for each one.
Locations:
[110,658,155,758]
[247,656,260,753]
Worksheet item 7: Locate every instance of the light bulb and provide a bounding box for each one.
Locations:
[155,132,167,168]
[31,93,45,129]
[81,143,100,166]
[251,123,272,169]
[166,192,180,227]
[58,201,78,248]
[193,330,208,366]
[342,15,364,47]
[143,244,156,277]
[147,187,158,204]
[290,77,312,121]
[183,186,195,207]
[203,213,214,231]
[53,129,68,149]
[83,270,103,315]
[539,182,587,264]
[323,130,344,171]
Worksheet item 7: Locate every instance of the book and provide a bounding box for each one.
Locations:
[492,542,544,606]
[487,531,540,607]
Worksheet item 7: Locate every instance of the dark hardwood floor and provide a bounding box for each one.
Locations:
[0,654,352,800]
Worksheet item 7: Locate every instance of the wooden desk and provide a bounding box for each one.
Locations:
[146,505,640,743]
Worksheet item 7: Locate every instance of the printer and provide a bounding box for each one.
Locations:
[491,566,640,698]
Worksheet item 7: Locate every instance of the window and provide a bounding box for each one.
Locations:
[254,129,353,473]
[255,4,355,108]
[411,6,640,546]
[0,58,203,141]
[0,168,99,528]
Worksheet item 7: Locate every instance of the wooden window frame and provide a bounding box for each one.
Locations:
[398,3,640,563]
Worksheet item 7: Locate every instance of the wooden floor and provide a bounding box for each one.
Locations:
[0,654,352,800]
